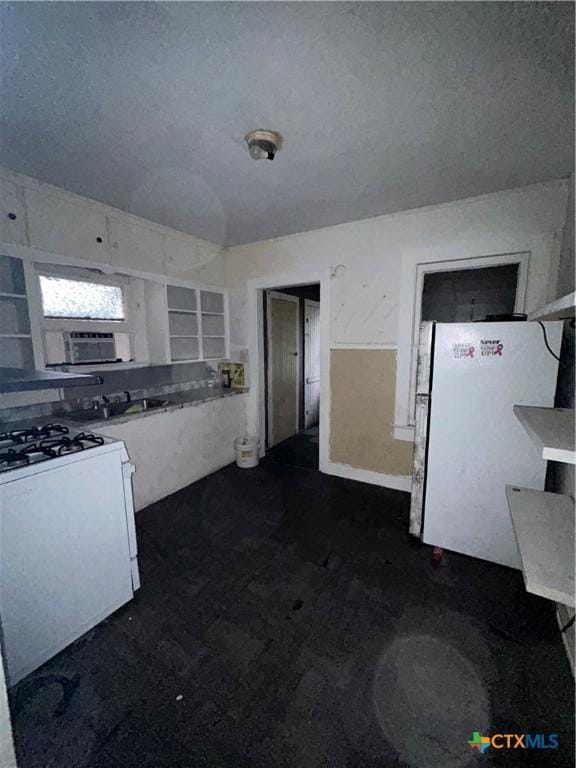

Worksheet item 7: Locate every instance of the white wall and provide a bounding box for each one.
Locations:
[224,180,569,489]
[226,180,568,348]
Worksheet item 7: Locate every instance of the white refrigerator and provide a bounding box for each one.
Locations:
[409,321,562,569]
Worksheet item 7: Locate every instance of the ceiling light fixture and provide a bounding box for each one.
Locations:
[245,129,283,161]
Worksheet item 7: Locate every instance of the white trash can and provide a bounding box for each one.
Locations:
[234,436,259,468]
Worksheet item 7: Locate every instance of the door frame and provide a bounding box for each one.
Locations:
[303,298,321,430]
[266,290,300,448]
[247,269,330,471]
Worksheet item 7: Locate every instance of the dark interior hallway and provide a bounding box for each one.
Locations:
[263,426,319,471]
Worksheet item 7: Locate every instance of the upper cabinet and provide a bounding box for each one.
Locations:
[0,177,27,246]
[107,216,164,274]
[26,188,109,263]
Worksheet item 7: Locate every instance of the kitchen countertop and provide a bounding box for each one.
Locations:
[65,386,247,429]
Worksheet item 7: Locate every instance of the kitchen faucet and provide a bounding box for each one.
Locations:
[92,395,110,412]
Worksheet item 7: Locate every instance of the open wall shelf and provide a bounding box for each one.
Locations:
[528,292,575,322]
[514,405,575,465]
[506,485,574,607]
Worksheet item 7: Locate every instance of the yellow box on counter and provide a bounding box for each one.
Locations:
[218,361,246,388]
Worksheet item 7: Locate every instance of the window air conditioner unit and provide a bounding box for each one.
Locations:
[64,332,117,364]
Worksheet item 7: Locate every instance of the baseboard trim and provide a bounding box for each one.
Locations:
[321,460,412,493]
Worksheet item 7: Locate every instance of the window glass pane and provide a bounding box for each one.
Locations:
[0,337,34,368]
[39,276,125,320]
[167,285,196,311]
[0,296,30,335]
[200,290,224,313]
[202,337,226,359]
[169,311,198,336]
[201,313,224,336]
[0,255,26,295]
[170,337,199,361]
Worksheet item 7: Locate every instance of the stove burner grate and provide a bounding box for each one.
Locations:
[40,433,105,456]
[0,427,105,471]
[0,424,69,446]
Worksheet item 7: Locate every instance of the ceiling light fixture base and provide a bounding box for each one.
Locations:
[245,129,283,161]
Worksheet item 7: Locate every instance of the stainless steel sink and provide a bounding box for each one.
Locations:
[68,397,171,423]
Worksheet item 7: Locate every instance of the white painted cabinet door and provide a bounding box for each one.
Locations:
[0,178,27,245]
[26,188,109,262]
[107,216,164,274]
[304,299,320,429]
[0,450,133,685]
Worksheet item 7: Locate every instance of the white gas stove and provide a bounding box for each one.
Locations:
[0,420,140,685]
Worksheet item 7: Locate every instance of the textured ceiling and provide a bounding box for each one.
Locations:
[0,2,573,246]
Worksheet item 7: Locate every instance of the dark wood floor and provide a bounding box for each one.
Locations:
[9,459,574,767]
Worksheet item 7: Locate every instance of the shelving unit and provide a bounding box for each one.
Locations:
[200,290,226,360]
[166,285,227,363]
[506,486,574,607]
[0,255,34,368]
[514,405,575,464]
[528,291,575,322]
[507,302,575,670]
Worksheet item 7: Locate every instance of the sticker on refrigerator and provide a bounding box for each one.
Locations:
[480,339,503,357]
[453,343,475,359]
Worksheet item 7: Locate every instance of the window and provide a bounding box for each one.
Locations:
[39,275,125,320]
[37,270,133,367]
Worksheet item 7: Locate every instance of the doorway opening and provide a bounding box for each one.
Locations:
[263,283,320,469]
[405,257,526,426]
[420,262,520,323]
